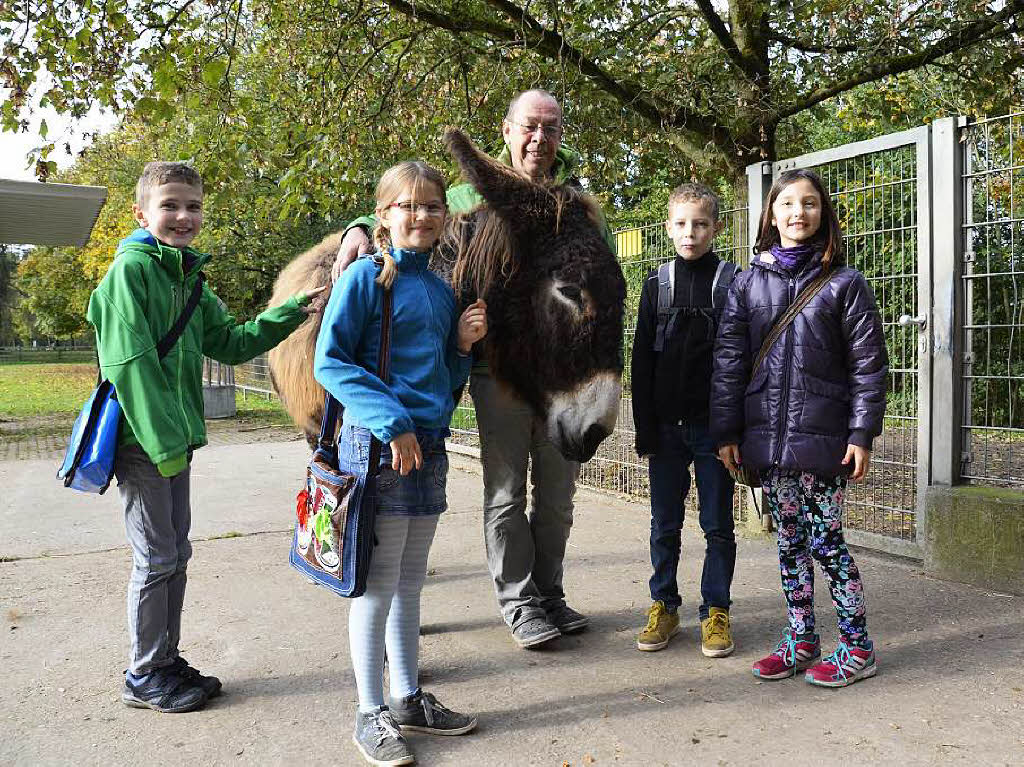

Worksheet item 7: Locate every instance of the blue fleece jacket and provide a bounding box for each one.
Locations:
[313,249,471,443]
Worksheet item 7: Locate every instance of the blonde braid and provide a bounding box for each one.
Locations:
[372,222,397,289]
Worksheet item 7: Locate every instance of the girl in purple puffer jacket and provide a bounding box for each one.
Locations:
[711,169,888,689]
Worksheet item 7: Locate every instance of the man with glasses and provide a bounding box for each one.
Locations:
[333,89,613,649]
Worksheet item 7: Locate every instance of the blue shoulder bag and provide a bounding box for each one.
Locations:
[57,273,206,494]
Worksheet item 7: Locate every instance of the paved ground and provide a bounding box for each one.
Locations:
[1,440,1022,766]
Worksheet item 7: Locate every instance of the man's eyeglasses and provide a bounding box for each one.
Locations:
[390,201,446,217]
[508,120,562,139]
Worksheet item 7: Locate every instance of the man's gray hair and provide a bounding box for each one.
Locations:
[504,89,561,122]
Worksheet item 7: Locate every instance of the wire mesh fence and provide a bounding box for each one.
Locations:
[961,112,1024,488]
[233,353,277,400]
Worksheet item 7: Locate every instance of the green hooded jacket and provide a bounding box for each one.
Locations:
[87,229,309,477]
[346,144,616,251]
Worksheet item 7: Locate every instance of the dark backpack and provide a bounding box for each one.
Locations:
[652,259,738,352]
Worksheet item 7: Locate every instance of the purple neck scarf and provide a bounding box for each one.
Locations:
[770,242,818,272]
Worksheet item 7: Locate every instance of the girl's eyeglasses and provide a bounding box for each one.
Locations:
[390,201,446,217]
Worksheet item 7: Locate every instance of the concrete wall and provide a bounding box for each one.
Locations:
[203,385,236,419]
[923,486,1024,595]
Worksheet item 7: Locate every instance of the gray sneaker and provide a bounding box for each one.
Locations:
[511,616,561,648]
[352,708,414,766]
[390,688,477,736]
[546,604,590,634]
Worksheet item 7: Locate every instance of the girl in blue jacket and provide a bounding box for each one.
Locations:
[712,169,887,690]
[314,160,487,766]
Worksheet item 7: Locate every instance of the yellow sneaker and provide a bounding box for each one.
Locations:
[637,601,680,652]
[701,607,735,657]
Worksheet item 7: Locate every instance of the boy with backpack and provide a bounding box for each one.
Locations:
[87,162,323,712]
[630,183,738,655]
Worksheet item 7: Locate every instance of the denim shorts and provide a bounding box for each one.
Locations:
[340,423,449,517]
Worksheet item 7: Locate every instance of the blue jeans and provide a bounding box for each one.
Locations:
[648,421,736,619]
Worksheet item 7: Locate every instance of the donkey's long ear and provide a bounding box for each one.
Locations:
[443,128,557,230]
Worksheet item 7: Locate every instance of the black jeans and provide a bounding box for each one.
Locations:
[648,421,736,619]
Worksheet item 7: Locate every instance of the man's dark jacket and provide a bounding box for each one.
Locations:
[710,250,888,477]
[631,251,725,456]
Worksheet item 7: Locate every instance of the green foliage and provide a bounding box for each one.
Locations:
[13,246,91,340]
[3,0,1022,199]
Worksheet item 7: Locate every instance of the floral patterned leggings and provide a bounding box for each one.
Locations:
[761,468,868,646]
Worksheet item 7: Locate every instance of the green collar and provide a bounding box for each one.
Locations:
[116,233,210,281]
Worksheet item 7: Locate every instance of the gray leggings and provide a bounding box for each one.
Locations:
[348,514,439,710]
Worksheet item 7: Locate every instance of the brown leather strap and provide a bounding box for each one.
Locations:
[375,281,393,384]
[366,260,393,477]
[750,269,833,378]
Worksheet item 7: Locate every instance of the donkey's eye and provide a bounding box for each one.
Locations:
[558,284,583,304]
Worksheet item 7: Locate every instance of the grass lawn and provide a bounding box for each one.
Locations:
[0,361,291,426]
[0,362,99,418]
[231,390,292,426]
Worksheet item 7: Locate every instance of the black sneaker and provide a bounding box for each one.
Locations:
[352,708,415,766]
[545,604,590,634]
[390,688,477,736]
[171,656,222,699]
[121,667,207,713]
[511,616,561,648]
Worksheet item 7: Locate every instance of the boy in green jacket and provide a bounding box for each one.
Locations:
[87,162,323,713]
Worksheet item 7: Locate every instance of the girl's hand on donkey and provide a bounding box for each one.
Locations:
[842,444,872,481]
[390,432,423,476]
[457,299,488,353]
[718,444,741,473]
[300,285,329,315]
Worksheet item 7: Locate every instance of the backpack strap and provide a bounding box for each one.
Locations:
[155,273,206,359]
[712,260,738,312]
[653,261,679,352]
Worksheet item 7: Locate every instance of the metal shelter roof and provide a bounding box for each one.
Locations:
[0,178,107,247]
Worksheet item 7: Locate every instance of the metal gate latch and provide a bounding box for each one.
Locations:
[898,314,928,329]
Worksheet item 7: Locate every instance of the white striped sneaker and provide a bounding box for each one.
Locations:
[804,639,877,688]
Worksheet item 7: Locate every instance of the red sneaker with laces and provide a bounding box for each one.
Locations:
[805,638,876,688]
[752,631,821,680]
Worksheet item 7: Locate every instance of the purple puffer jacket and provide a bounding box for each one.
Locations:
[710,251,888,477]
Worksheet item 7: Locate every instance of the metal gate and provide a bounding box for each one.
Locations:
[763,127,932,557]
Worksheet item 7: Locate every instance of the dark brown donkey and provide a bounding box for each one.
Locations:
[266,128,626,462]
